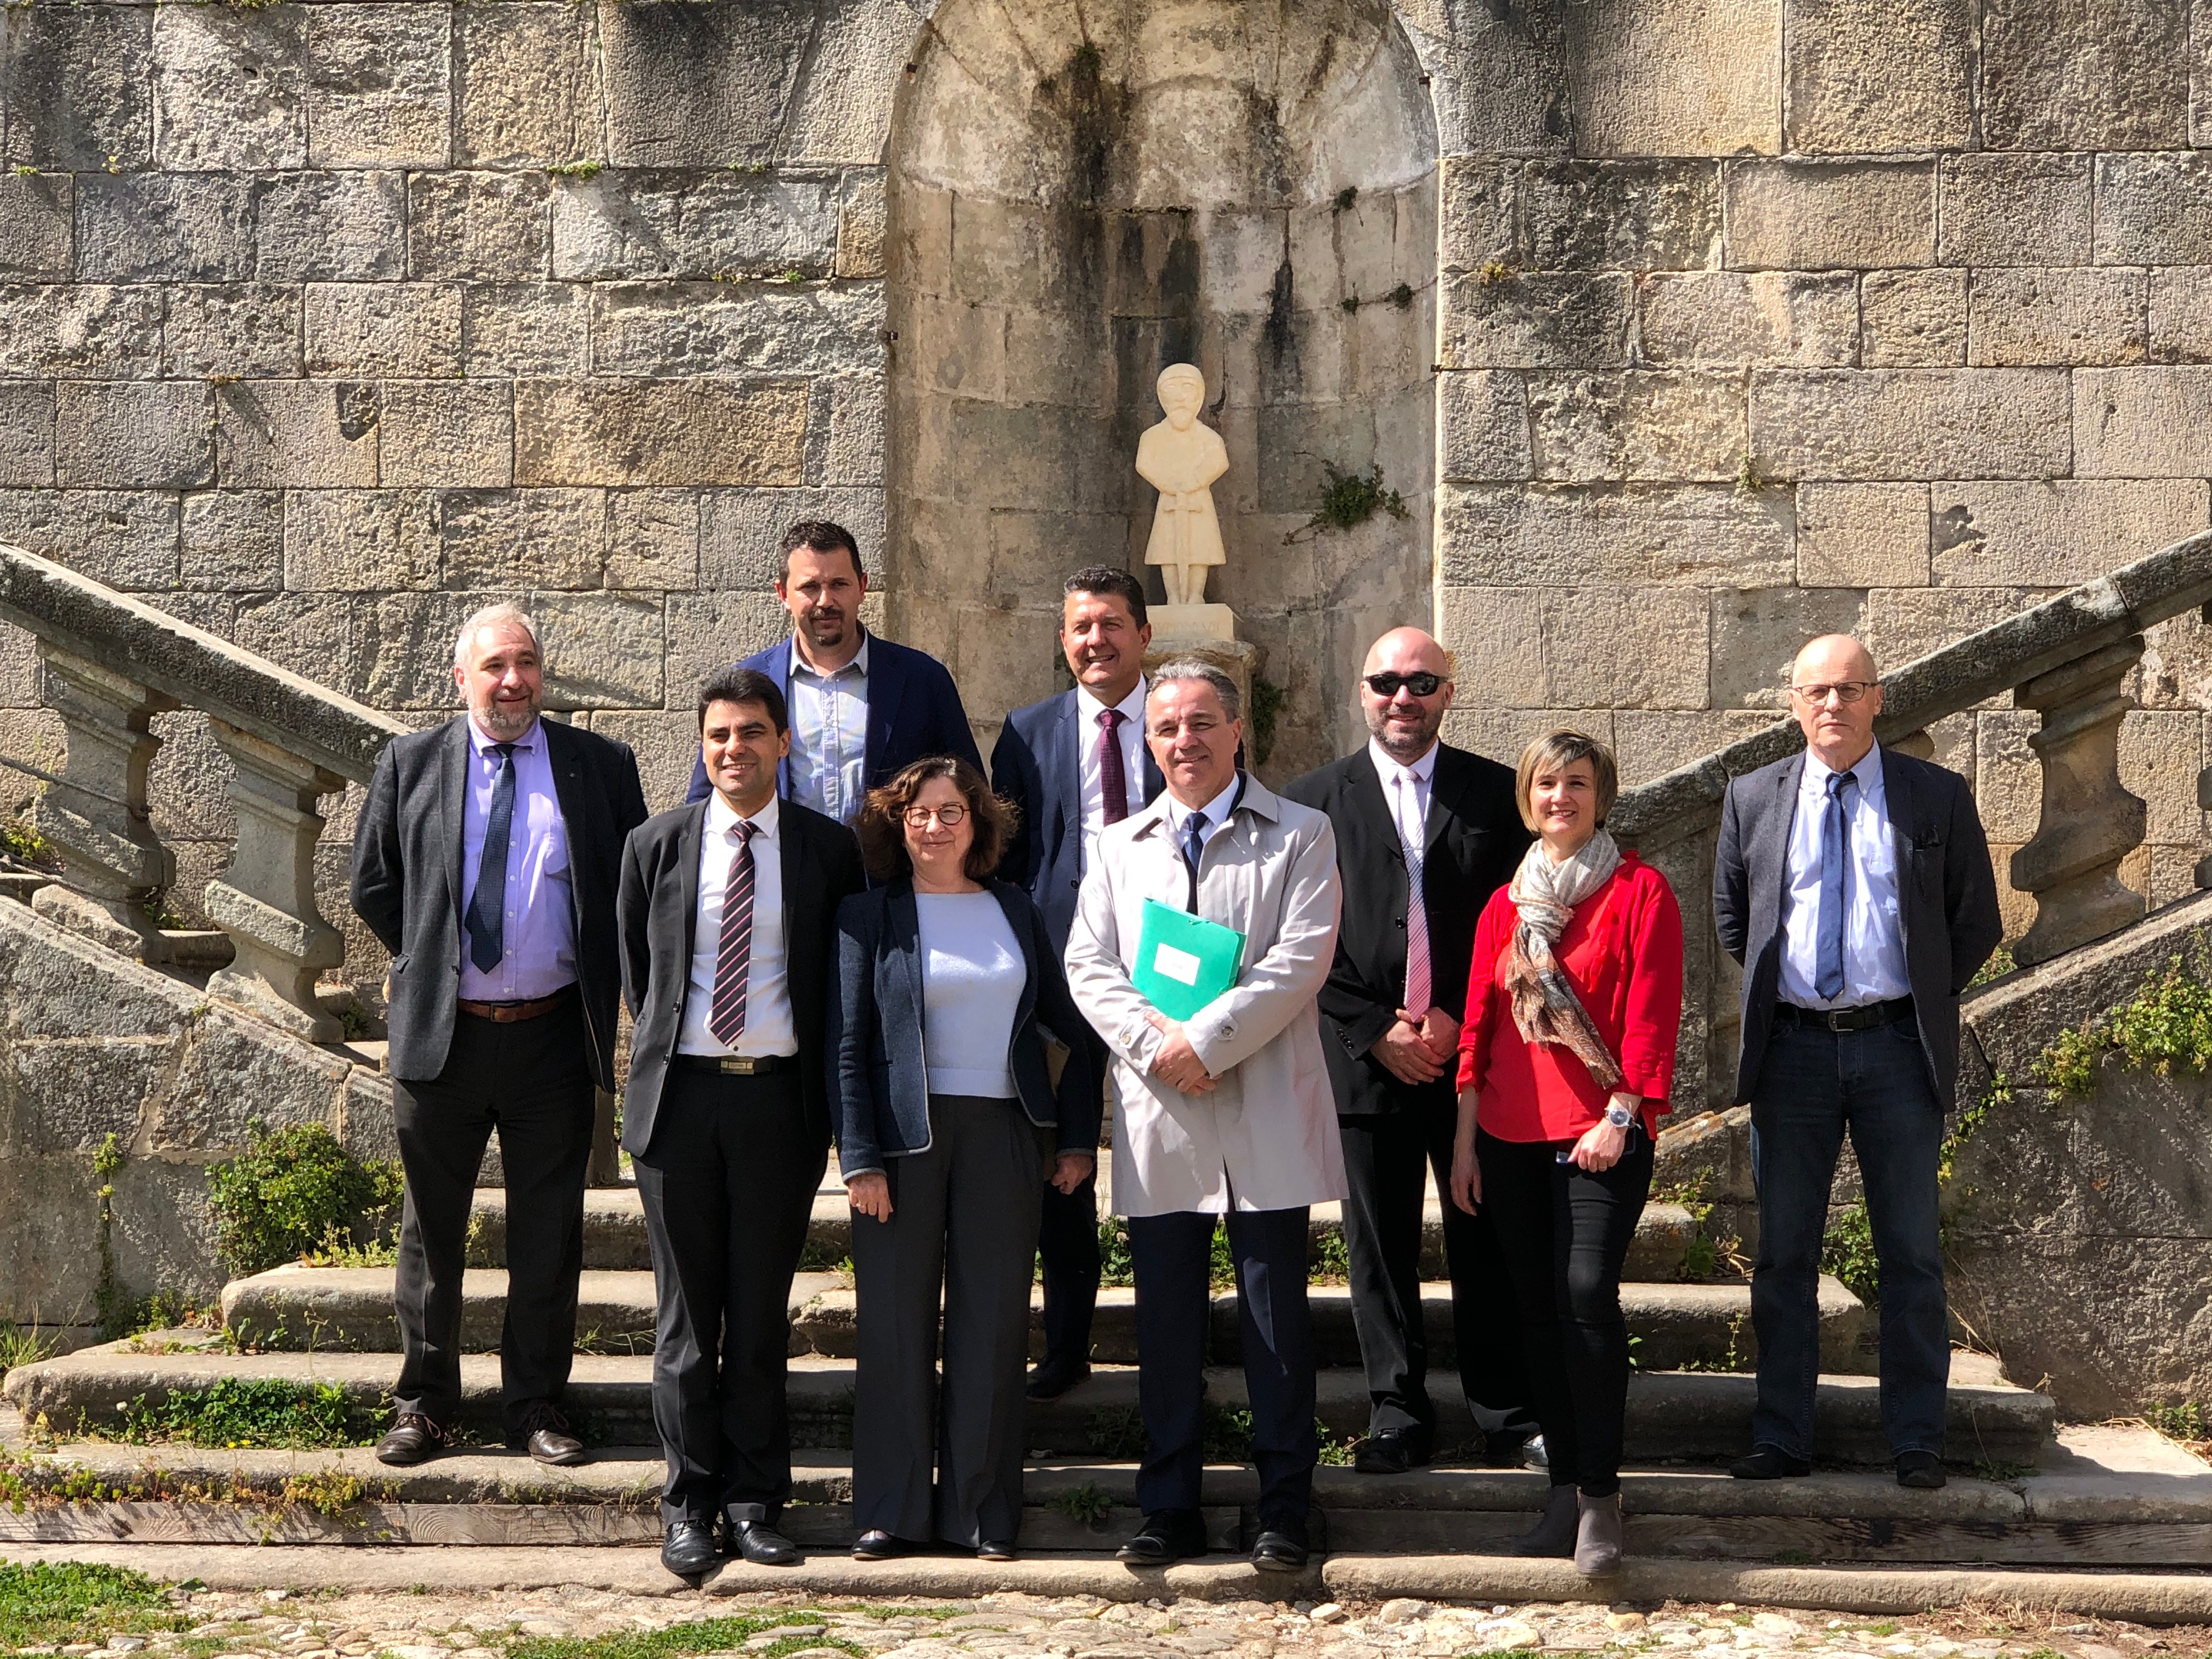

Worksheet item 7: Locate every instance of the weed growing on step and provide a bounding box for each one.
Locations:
[111,1377,367,1449]
[2147,1400,2212,1456]
[0,813,56,868]
[205,1120,404,1276]
[1052,1480,1113,1527]
[0,1322,55,1383]
[504,1612,864,1659]
[0,1562,187,1647]
[1973,1457,2036,1482]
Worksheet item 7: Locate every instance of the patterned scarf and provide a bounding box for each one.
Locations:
[1503,829,1626,1091]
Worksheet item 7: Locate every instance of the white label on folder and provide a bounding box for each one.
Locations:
[1153,941,1203,987]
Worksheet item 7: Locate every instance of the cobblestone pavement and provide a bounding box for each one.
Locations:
[16,1585,2210,1659]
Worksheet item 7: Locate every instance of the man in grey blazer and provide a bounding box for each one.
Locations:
[1714,634,2001,1490]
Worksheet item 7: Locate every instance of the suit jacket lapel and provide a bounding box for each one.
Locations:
[990,881,1039,1026]
[1347,748,1403,864]
[441,715,471,916]
[890,879,924,1022]
[1879,746,1916,955]
[1423,748,1469,855]
[862,630,894,787]
[764,641,797,801]
[676,800,707,968]
[541,720,591,930]
[1053,692,1083,866]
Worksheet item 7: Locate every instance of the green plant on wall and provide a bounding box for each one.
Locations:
[1248,675,1284,768]
[2032,955,2212,1094]
[1283,462,1410,545]
[204,1122,403,1277]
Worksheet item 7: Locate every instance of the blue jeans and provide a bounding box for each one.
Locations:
[1748,1017,1948,1462]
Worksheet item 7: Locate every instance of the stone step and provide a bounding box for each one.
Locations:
[218,1263,1859,1373]
[4,1336,2051,1466]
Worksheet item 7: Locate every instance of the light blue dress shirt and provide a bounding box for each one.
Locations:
[786,633,870,825]
[456,717,576,1001]
[1778,741,1910,1009]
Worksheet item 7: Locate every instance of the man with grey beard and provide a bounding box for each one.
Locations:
[351,603,648,1469]
[1284,627,1538,1475]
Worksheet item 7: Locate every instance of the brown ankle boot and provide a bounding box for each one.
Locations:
[1574,1490,1624,1576]
[1506,1483,1578,1557]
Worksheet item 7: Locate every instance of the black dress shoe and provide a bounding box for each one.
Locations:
[1116,1508,1209,1565]
[851,1529,918,1560]
[1351,1430,1430,1475]
[661,1519,720,1578]
[1025,1356,1092,1401]
[1729,1445,1813,1480]
[374,1413,453,1467]
[976,1539,1017,1561]
[510,1403,586,1466]
[1895,1450,1948,1489]
[727,1519,800,1564]
[1249,1526,1309,1572]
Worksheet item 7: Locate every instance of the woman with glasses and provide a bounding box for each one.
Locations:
[829,755,1099,1562]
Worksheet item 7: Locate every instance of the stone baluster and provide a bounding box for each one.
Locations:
[28,645,179,961]
[200,720,347,1042]
[2008,637,2148,967]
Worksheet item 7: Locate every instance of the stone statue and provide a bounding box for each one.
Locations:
[1137,363,1229,608]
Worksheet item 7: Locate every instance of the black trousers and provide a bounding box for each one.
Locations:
[1478,1127,1652,1497]
[391,1006,595,1437]
[1339,1092,1534,1442]
[633,1066,823,1527]
[1036,1045,1103,1368]
[1129,1205,1316,1530]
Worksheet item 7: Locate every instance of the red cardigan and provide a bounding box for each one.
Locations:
[1455,853,1685,1143]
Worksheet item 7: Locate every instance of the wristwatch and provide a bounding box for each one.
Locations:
[1603,1102,1636,1130]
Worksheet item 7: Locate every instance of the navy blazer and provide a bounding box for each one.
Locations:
[828,878,1101,1178]
[685,628,982,806]
[1713,744,2002,1113]
[991,686,1166,955]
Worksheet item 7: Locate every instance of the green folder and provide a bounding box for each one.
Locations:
[1132,898,1246,1022]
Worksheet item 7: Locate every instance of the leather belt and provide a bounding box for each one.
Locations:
[1775,996,1914,1033]
[675,1053,797,1076]
[457,989,573,1023]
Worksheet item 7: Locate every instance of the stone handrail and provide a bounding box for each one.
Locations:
[0,543,410,1041]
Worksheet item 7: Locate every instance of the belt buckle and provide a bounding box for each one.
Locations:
[719,1056,760,1075]
[1821,1008,1849,1032]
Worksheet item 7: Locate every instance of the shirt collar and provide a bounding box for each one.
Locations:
[1076,676,1148,728]
[1367,736,1438,787]
[1804,740,1884,797]
[469,715,540,754]
[706,791,779,840]
[789,629,870,682]
[1167,772,1244,831]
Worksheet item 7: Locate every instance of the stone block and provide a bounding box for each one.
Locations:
[76,174,252,281]
[515,380,809,488]
[460,283,589,377]
[0,382,53,487]
[1638,272,1857,368]
[604,489,698,590]
[588,282,883,376]
[1440,371,1531,483]
[777,0,923,164]
[1938,153,2094,267]
[2120,708,2205,844]
[664,589,797,693]
[2,3,151,170]
[181,489,284,592]
[0,285,160,379]
[1436,586,1545,709]
[162,284,302,380]
[1615,709,1787,783]
[700,487,884,590]
[1539,587,1708,709]
[587,707,698,812]
[379,382,514,490]
[2152,267,2212,363]
[9,1034,169,1153]
[1784,0,1971,150]
[455,3,596,166]
[303,283,464,377]
[215,381,379,490]
[1930,479,2209,585]
[1968,268,2147,368]
[152,1007,351,1153]
[1445,158,1722,272]
[304,4,449,168]
[283,490,439,592]
[1440,483,1795,588]
[1748,369,2072,481]
[252,170,407,281]
[534,592,663,709]
[1564,0,1781,156]
[600,0,813,168]
[148,708,234,840]
[1796,482,1931,587]
[1525,372,1743,483]
[2094,151,2212,266]
[232,589,481,708]
[150,3,307,170]
[814,376,884,488]
[55,382,213,490]
[1723,159,1935,271]
[896,292,1008,400]
[1865,584,2052,670]
[1440,273,1631,369]
[1708,586,1871,708]
[0,490,177,589]
[439,488,602,590]
[550,171,840,281]
[1859,269,1966,368]
[1973,706,2042,845]
[1982,0,2187,149]
[0,172,70,278]
[407,171,549,282]
[2074,367,2212,477]
[837,172,887,280]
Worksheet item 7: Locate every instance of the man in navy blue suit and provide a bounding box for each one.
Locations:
[992,565,1164,1400]
[686,520,980,819]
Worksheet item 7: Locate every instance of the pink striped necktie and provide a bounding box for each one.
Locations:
[708,819,757,1046]
[1097,708,1129,824]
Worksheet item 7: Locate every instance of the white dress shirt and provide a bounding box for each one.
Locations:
[1779,741,1911,1009]
[786,634,870,825]
[457,716,575,1002]
[1369,737,1438,1014]
[1076,676,1148,867]
[1160,773,1245,857]
[677,792,796,1057]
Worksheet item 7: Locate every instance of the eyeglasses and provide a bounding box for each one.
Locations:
[1787,680,1876,706]
[1364,672,1445,698]
[902,803,968,830]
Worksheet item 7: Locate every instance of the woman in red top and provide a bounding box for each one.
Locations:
[1448,730,1683,1578]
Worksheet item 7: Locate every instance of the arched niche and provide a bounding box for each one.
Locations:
[884,0,1440,777]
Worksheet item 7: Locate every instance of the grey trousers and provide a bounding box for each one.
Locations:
[850,1093,1049,1547]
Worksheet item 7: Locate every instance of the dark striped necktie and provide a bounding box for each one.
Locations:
[708,819,758,1046]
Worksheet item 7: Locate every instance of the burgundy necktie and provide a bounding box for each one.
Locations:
[708,819,757,1046]
[1097,708,1129,825]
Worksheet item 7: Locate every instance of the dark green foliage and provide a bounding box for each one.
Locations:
[115,1378,364,1449]
[2148,1401,2211,1445]
[204,1121,404,1275]
[1285,462,1410,544]
[508,1612,863,1659]
[0,1564,184,1647]
[2033,956,2212,1094]
[0,815,56,868]
[1249,675,1284,768]
[1821,1200,1879,1307]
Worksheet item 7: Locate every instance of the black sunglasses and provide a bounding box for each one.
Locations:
[1364,672,1444,698]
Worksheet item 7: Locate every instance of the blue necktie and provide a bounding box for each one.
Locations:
[1815,768,1856,1002]
[464,743,518,974]
[1182,809,1209,913]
